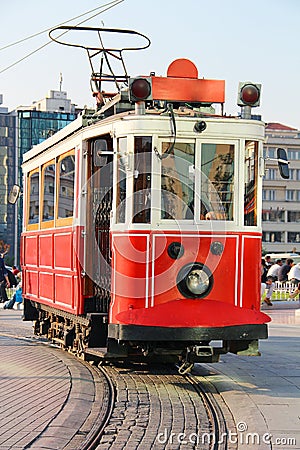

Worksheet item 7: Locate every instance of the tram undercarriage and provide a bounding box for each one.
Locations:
[23,298,266,371]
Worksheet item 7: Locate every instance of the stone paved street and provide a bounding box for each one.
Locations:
[0,309,104,450]
[1,304,300,449]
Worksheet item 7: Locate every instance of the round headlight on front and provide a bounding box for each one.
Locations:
[177,263,213,298]
[186,268,210,295]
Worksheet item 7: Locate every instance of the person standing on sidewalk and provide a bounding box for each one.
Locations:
[261,258,274,306]
[0,255,11,303]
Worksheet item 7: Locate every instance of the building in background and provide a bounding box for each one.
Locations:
[262,122,300,254]
[2,89,80,264]
[0,95,16,262]
[17,89,78,156]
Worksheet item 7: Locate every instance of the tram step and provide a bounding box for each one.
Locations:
[84,347,127,359]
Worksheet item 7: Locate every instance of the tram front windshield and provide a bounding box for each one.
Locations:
[161,142,234,222]
[114,136,258,226]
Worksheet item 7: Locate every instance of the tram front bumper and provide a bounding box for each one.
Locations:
[111,298,270,342]
[108,322,268,342]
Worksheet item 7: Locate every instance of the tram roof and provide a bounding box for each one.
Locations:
[22,104,264,166]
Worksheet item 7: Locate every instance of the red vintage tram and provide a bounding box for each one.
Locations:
[14,28,288,371]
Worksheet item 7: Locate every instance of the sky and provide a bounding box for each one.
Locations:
[1,0,300,128]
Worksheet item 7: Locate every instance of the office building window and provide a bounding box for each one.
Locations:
[288,211,300,222]
[265,168,276,180]
[286,190,295,201]
[287,149,300,160]
[262,232,284,243]
[262,189,273,200]
[262,209,285,222]
[288,232,300,243]
[265,147,275,158]
[266,190,276,201]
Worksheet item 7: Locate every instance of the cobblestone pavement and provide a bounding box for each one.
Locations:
[9,306,298,449]
[0,310,234,450]
[0,309,108,450]
[194,307,300,450]
[96,364,233,450]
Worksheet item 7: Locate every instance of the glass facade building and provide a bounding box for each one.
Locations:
[0,110,16,263]
[18,110,77,154]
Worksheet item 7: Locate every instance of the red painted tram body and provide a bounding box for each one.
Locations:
[18,28,286,369]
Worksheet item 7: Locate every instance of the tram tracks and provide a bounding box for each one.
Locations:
[82,363,236,450]
[185,372,231,450]
[0,321,235,449]
[75,364,115,450]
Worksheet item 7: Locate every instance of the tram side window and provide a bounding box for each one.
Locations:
[116,137,127,223]
[244,141,258,226]
[161,142,195,220]
[58,153,75,219]
[133,136,152,223]
[28,171,40,225]
[201,144,234,220]
[42,163,55,222]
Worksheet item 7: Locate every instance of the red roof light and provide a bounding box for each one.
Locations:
[241,84,260,105]
[238,82,261,107]
[129,78,152,102]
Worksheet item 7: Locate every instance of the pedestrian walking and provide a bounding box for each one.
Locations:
[0,255,10,303]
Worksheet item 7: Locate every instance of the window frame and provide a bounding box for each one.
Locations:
[244,140,258,227]
[27,168,40,231]
[133,136,152,224]
[25,149,76,231]
[159,138,196,222]
[56,149,75,227]
[200,141,235,222]
[115,137,128,224]
[41,159,55,229]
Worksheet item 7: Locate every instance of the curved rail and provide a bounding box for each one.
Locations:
[78,364,115,450]
[185,372,229,450]
[84,362,232,449]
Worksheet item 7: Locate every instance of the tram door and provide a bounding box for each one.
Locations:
[87,137,113,314]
